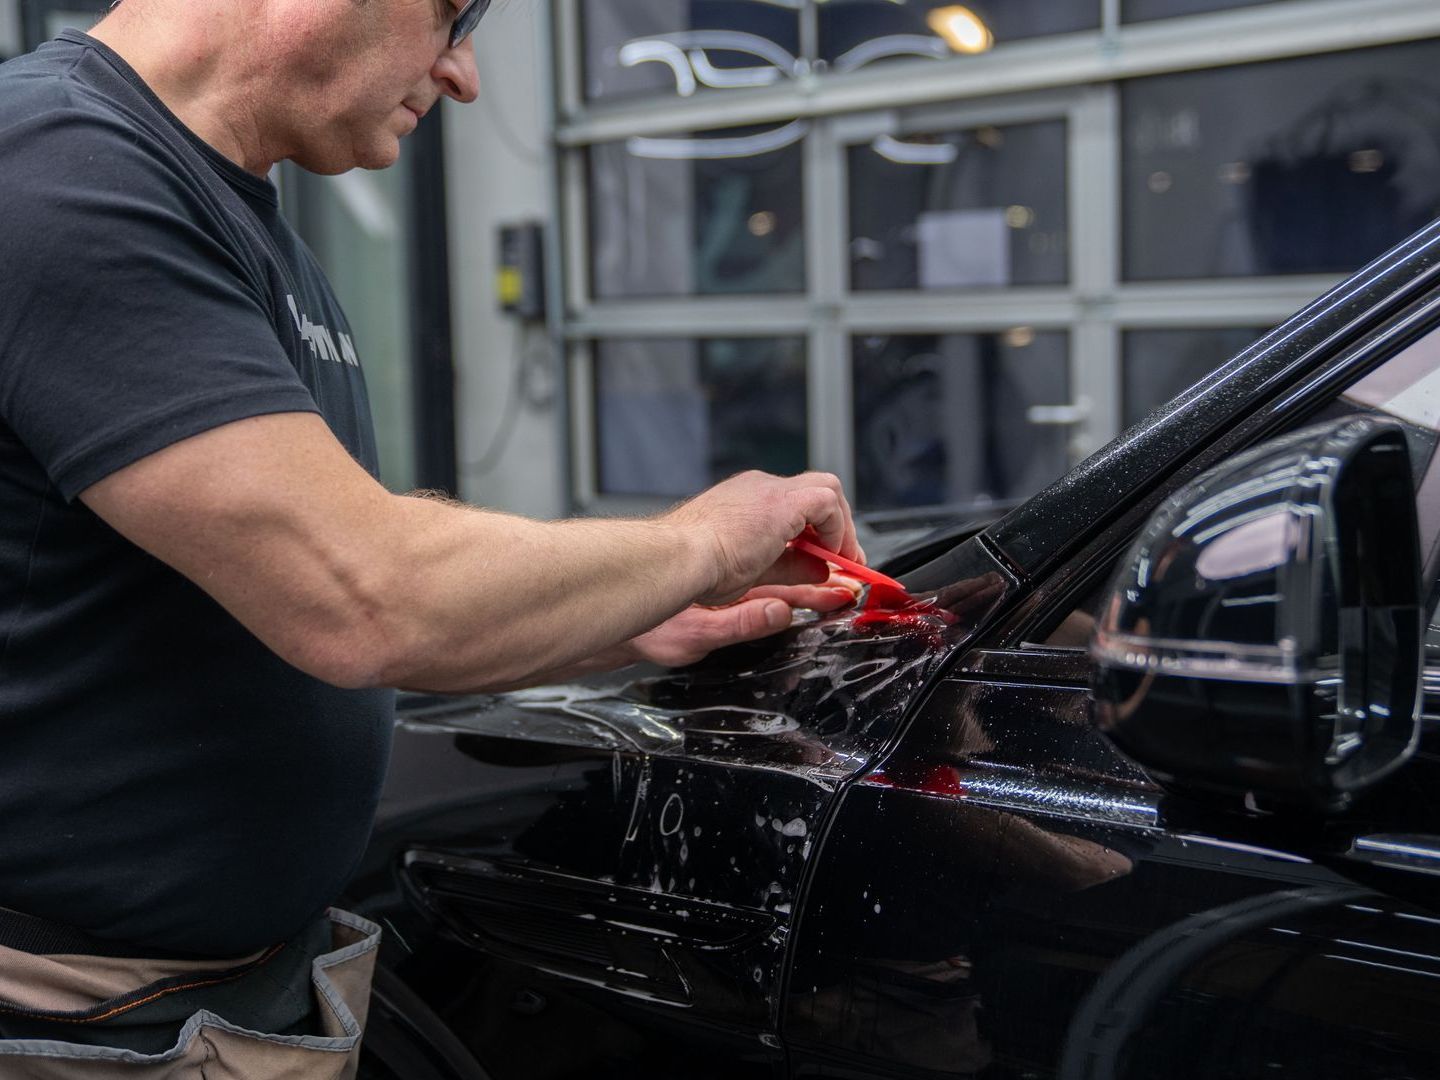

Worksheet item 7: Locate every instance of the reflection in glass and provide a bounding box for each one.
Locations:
[1122,328,1264,427]
[1340,326,1440,615]
[581,0,800,102]
[588,126,805,299]
[595,338,807,497]
[818,1,1097,71]
[1123,42,1440,280]
[853,332,1070,510]
[1123,0,1293,22]
[292,160,416,492]
[849,120,1068,291]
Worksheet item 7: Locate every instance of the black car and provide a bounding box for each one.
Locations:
[347,218,1440,1080]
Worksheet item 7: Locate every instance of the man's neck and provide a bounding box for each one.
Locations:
[89,4,281,177]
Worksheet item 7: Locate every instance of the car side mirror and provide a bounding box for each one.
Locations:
[1090,416,1424,813]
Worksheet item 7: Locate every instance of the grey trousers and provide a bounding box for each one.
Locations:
[0,909,379,1079]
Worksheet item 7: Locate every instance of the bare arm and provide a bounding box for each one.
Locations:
[81,412,859,693]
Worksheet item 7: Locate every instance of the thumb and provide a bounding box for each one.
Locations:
[717,598,794,644]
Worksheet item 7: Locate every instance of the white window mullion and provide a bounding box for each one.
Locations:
[1071,82,1122,458]
[806,115,854,488]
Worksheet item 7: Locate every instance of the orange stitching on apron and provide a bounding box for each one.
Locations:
[0,942,286,1025]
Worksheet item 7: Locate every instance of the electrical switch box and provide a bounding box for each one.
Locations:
[497,221,546,321]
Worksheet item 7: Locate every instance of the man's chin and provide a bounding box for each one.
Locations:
[292,137,401,175]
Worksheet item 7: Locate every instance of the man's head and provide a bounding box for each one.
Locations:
[270,0,483,173]
[92,0,483,175]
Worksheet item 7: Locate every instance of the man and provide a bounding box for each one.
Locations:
[0,0,863,1074]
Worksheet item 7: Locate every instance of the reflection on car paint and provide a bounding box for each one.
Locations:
[865,762,1161,829]
[355,552,1018,1072]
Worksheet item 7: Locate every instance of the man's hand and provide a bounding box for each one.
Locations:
[666,471,863,606]
[628,581,858,667]
[495,580,858,690]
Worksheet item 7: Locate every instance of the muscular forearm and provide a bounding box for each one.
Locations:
[363,497,712,692]
[82,414,856,696]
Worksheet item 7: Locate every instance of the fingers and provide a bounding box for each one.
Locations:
[669,468,863,606]
[749,548,831,593]
[742,581,859,612]
[787,472,863,563]
[631,600,795,668]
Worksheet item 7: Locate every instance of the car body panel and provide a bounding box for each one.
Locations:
[784,667,1440,1077]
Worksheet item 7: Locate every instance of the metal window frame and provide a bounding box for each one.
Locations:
[556,0,1440,142]
[553,0,1440,516]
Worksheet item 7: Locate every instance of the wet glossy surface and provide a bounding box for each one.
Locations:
[351,555,1012,1078]
[786,672,1440,1078]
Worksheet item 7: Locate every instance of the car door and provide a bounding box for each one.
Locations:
[783,237,1440,1079]
[351,552,1012,1080]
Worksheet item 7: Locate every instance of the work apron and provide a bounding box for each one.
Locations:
[0,907,379,1079]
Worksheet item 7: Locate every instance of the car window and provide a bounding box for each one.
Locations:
[1033,320,1440,652]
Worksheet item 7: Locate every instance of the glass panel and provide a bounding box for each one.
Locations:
[1123,41,1440,281]
[1122,327,1265,427]
[19,0,110,50]
[818,1,1098,72]
[853,330,1070,511]
[588,124,806,298]
[1338,327,1440,643]
[595,337,808,497]
[1124,0,1295,22]
[848,119,1068,291]
[581,0,800,103]
[291,160,417,493]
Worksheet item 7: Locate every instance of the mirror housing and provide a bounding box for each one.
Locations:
[1091,417,1423,813]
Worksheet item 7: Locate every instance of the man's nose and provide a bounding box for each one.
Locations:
[434,38,480,104]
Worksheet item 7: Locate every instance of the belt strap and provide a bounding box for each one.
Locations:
[0,907,204,961]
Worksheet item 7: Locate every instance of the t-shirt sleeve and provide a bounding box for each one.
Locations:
[0,102,321,500]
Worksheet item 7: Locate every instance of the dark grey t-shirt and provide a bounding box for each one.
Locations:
[0,31,396,956]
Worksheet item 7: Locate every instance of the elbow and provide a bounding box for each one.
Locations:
[278,615,408,691]
[264,574,421,691]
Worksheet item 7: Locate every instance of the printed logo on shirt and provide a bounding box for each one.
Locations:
[287,295,359,368]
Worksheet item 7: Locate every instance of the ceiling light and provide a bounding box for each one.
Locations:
[926,6,994,55]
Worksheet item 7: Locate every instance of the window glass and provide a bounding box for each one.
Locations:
[1122,42,1440,281]
[291,161,417,493]
[853,330,1070,511]
[849,120,1068,292]
[19,0,109,50]
[588,124,806,299]
[595,337,807,497]
[818,1,1098,73]
[1339,330,1440,629]
[1122,327,1266,427]
[581,0,800,103]
[1123,0,1295,22]
[1,2,17,58]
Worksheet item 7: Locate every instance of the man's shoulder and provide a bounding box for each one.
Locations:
[0,39,182,180]
[1,37,119,124]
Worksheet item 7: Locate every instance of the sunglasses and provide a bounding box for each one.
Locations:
[448,0,492,49]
